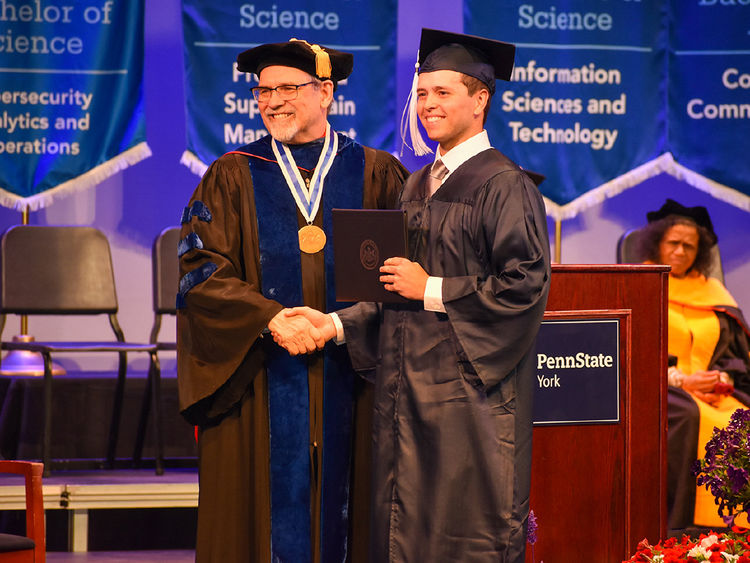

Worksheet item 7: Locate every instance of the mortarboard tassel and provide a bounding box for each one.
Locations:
[399,57,433,157]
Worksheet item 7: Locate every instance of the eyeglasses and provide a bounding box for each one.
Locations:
[250,81,316,103]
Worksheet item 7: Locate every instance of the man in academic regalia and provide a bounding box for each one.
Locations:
[291,29,551,562]
[176,39,408,563]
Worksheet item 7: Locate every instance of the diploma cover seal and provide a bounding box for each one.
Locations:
[360,239,379,270]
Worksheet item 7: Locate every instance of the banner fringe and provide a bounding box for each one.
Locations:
[542,196,562,221]
[551,153,750,220]
[668,160,750,214]
[544,152,750,221]
[180,150,209,178]
[554,153,675,221]
[0,142,152,212]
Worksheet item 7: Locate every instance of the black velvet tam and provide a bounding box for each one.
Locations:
[647,198,717,243]
[237,40,353,84]
[418,28,515,94]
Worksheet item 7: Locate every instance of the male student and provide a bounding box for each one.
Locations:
[291,28,551,562]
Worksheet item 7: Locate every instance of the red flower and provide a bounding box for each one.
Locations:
[635,538,651,551]
[626,530,750,561]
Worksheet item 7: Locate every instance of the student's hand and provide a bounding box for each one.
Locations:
[268,309,325,355]
[379,257,429,301]
[284,307,337,344]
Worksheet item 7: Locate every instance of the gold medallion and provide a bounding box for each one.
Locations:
[298,225,326,254]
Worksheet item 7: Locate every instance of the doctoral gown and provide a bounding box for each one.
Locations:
[338,148,551,562]
[664,272,750,529]
[177,133,407,563]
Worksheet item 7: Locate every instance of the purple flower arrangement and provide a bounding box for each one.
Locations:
[527,509,540,562]
[693,408,750,526]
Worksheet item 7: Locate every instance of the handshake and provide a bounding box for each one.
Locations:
[265,257,430,356]
[267,307,337,356]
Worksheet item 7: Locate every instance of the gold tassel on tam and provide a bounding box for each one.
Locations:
[290,38,332,79]
[311,44,331,79]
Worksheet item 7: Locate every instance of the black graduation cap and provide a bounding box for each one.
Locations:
[646,198,718,244]
[237,39,353,86]
[418,28,516,95]
[522,168,545,187]
[401,28,516,156]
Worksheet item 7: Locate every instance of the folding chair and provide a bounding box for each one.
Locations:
[0,226,162,476]
[133,226,180,467]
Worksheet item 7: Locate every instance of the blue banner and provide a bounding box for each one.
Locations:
[181,1,398,175]
[0,0,149,210]
[668,1,750,201]
[464,1,668,210]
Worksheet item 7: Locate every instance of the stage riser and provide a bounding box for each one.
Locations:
[0,469,198,552]
[1,508,196,552]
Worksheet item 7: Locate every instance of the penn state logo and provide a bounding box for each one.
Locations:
[360,239,379,270]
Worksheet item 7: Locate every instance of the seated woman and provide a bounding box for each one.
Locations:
[638,199,750,530]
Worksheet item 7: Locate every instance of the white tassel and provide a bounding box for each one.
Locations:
[399,59,433,157]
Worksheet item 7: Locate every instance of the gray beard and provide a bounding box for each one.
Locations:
[265,117,299,144]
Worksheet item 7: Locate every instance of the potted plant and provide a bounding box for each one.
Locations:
[625,408,750,561]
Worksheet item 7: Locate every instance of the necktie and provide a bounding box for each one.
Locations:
[428,159,448,196]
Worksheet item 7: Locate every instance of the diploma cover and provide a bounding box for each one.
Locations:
[332,209,408,303]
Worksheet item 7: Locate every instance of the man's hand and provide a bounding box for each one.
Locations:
[268,309,325,356]
[379,257,429,301]
[284,307,337,343]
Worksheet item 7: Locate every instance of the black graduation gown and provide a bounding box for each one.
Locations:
[338,148,551,562]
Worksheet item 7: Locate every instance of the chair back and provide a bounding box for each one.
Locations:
[149,227,180,345]
[615,229,644,265]
[0,460,45,562]
[152,227,180,316]
[616,227,725,283]
[0,225,118,315]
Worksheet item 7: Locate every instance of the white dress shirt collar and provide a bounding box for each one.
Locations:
[435,130,492,178]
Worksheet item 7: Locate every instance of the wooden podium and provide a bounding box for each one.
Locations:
[527,265,669,562]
